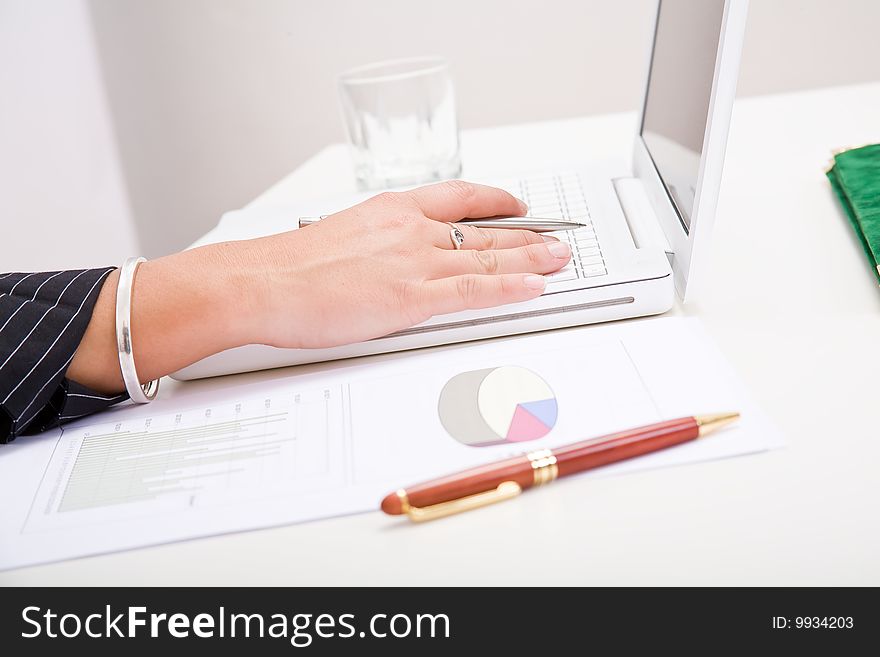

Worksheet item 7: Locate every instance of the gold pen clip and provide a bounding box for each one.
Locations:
[403,481,523,523]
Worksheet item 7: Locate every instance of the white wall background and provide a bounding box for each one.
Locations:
[0,0,137,271]
[3,0,880,269]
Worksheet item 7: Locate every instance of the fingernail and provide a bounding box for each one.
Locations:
[516,198,529,214]
[547,242,571,258]
[523,274,546,290]
[541,235,560,242]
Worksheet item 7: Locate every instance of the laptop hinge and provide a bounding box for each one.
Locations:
[612,177,673,261]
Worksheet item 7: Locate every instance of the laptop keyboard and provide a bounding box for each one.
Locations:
[493,172,608,290]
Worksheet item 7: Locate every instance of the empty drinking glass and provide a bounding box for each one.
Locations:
[338,57,461,190]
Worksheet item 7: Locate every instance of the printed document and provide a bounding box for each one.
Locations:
[0,318,783,570]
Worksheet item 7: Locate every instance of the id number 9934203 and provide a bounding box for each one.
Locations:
[772,617,854,630]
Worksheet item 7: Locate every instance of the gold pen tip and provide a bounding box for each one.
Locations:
[695,412,740,437]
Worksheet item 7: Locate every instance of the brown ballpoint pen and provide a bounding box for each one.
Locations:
[381,412,740,522]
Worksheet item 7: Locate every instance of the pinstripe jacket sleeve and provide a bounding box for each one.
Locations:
[0,268,129,443]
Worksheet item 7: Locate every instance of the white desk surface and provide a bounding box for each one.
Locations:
[4,82,880,585]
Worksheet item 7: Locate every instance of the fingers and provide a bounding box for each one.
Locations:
[419,273,547,316]
[406,180,528,222]
[428,220,548,250]
[438,241,571,277]
[458,224,549,249]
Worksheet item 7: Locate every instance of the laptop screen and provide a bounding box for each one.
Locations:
[640,0,726,231]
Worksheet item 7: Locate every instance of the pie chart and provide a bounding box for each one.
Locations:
[438,366,558,447]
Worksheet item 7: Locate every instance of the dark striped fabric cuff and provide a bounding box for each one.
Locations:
[0,268,129,443]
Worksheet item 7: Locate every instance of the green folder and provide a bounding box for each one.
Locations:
[827,144,880,284]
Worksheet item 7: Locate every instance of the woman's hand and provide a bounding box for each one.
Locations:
[235,180,572,348]
[68,181,571,392]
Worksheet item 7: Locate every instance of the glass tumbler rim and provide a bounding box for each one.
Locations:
[338,56,450,87]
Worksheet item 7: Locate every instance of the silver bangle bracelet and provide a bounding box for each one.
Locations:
[115,257,159,403]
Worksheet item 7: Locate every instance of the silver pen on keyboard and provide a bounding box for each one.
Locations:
[297,216,588,233]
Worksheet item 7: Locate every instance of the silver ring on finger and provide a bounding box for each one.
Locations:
[447,223,465,250]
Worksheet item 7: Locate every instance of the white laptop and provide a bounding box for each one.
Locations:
[174,0,748,380]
